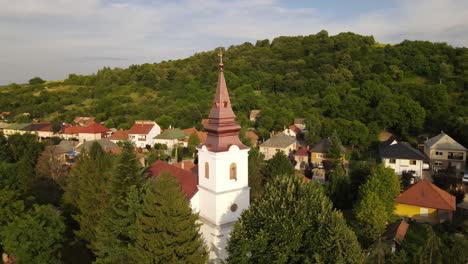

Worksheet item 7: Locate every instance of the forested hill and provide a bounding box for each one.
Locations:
[1,30,467,147]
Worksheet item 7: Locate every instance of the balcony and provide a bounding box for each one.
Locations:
[448,152,464,160]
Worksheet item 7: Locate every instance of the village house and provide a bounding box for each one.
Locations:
[73,116,96,127]
[76,138,121,154]
[128,120,161,148]
[245,130,259,147]
[259,132,297,160]
[77,122,110,142]
[293,146,309,170]
[294,118,306,130]
[153,128,188,150]
[379,137,426,177]
[424,132,467,175]
[60,125,82,140]
[2,123,31,137]
[183,127,207,145]
[309,138,346,168]
[283,124,301,138]
[108,129,129,144]
[249,110,261,122]
[395,180,456,224]
[385,220,409,253]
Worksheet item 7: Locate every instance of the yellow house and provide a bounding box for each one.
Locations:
[395,180,456,224]
[309,138,346,167]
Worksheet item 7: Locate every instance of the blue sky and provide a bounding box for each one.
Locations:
[1,0,467,84]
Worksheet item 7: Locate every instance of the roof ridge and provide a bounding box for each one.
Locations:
[426,181,455,211]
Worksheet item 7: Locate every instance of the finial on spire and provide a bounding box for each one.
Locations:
[218,48,224,71]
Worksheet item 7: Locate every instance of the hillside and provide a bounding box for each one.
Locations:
[1,30,467,148]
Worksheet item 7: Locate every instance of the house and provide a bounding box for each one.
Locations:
[245,131,259,147]
[385,220,409,253]
[249,110,261,122]
[309,138,346,168]
[73,116,96,127]
[76,139,120,154]
[3,123,31,136]
[77,122,110,142]
[26,122,60,139]
[183,127,207,145]
[128,120,161,148]
[283,124,301,138]
[259,132,296,160]
[294,146,309,170]
[46,140,78,164]
[108,130,129,144]
[424,132,467,175]
[395,180,456,224]
[294,118,306,130]
[379,137,426,177]
[153,128,188,149]
[61,126,83,140]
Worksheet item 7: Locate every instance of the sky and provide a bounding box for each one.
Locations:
[1,0,468,84]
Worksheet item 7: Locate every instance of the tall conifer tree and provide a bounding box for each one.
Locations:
[130,172,208,263]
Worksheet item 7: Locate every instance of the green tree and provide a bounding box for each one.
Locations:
[0,132,12,162]
[263,151,294,180]
[248,148,266,202]
[29,77,46,85]
[0,188,25,240]
[63,142,113,246]
[227,175,364,263]
[187,132,201,156]
[417,225,442,264]
[326,165,352,210]
[93,142,144,263]
[130,173,208,263]
[2,205,65,264]
[327,130,343,168]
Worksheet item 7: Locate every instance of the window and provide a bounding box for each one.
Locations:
[204,162,209,179]
[317,153,323,159]
[435,151,443,156]
[410,160,416,165]
[230,163,237,181]
[435,161,443,166]
[389,159,396,164]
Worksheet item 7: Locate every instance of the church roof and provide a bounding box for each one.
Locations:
[148,160,198,199]
[202,50,248,152]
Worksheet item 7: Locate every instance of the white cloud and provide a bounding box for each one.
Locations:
[0,0,467,83]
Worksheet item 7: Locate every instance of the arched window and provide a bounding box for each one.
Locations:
[230,163,237,181]
[205,162,209,179]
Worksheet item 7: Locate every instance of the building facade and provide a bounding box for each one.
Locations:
[424,132,467,175]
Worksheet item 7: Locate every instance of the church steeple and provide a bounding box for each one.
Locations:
[203,49,247,152]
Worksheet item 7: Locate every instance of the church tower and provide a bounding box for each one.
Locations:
[197,50,250,261]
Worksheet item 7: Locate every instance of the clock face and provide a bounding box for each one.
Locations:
[230,203,238,212]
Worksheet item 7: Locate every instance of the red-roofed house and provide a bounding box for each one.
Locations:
[73,116,95,127]
[294,146,309,169]
[395,180,456,223]
[148,160,200,211]
[108,130,129,144]
[61,125,83,140]
[183,127,207,145]
[128,120,161,148]
[245,131,259,147]
[283,124,302,138]
[78,122,110,142]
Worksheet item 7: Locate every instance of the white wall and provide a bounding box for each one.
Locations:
[383,158,423,177]
[78,133,102,142]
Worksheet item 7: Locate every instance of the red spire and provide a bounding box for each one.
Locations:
[203,49,248,152]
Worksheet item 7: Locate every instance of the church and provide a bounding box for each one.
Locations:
[149,51,250,261]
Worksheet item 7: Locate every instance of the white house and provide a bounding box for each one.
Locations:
[128,120,161,148]
[379,137,426,177]
[153,128,188,150]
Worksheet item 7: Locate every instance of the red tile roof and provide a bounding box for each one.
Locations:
[108,130,129,141]
[183,127,198,135]
[79,122,110,134]
[394,221,409,245]
[174,160,196,172]
[396,180,456,211]
[289,124,301,134]
[128,123,155,135]
[148,161,198,199]
[294,146,308,156]
[246,131,259,141]
[62,126,83,134]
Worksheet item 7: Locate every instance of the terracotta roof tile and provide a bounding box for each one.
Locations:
[108,130,129,141]
[246,131,259,141]
[62,126,83,134]
[148,160,198,199]
[294,146,308,156]
[79,122,110,134]
[396,180,456,211]
[128,123,155,135]
[288,124,301,134]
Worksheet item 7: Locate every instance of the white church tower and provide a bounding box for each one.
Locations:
[197,50,250,261]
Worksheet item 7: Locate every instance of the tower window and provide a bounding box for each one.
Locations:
[230,163,237,181]
[205,162,209,179]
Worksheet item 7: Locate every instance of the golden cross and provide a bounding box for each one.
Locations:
[218,48,223,64]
